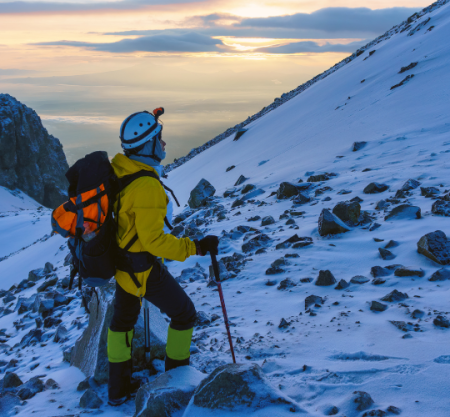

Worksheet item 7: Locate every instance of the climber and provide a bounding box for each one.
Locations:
[107,107,219,406]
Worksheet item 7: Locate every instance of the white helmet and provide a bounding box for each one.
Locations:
[119,108,164,153]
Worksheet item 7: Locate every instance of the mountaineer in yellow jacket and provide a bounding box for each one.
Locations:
[108,108,219,406]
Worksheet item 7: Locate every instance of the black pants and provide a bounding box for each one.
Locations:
[108,260,196,401]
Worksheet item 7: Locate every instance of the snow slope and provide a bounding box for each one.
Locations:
[1,1,450,416]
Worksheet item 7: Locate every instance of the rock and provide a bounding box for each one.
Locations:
[276,182,299,199]
[241,188,265,202]
[241,184,255,194]
[178,264,207,283]
[370,301,387,312]
[292,237,313,249]
[387,405,401,415]
[44,316,62,328]
[28,268,46,282]
[278,318,289,328]
[305,295,324,310]
[352,391,374,411]
[363,410,387,417]
[385,204,421,220]
[434,315,450,328]
[385,240,399,249]
[429,268,450,281]
[223,188,237,198]
[231,198,245,208]
[332,201,361,225]
[226,165,235,172]
[421,186,439,197]
[375,200,389,210]
[196,311,211,326]
[411,309,424,319]
[286,218,296,225]
[350,275,370,284]
[37,276,58,292]
[43,262,54,274]
[135,367,207,417]
[71,283,167,384]
[234,175,248,186]
[372,277,386,285]
[17,376,44,400]
[300,277,313,283]
[265,266,284,275]
[335,279,349,290]
[242,234,272,253]
[2,372,23,389]
[417,230,450,265]
[265,279,277,286]
[188,179,216,209]
[20,329,42,348]
[275,234,311,250]
[325,405,340,415]
[173,210,193,225]
[394,266,424,277]
[79,388,103,409]
[0,94,69,208]
[371,266,390,277]
[337,189,352,195]
[44,378,60,390]
[248,215,261,222]
[2,293,16,304]
[369,222,381,231]
[381,290,408,302]
[53,324,68,343]
[390,321,414,332]
[77,377,92,392]
[318,209,351,236]
[379,248,395,260]
[401,179,420,191]
[277,278,296,290]
[261,216,275,226]
[315,186,332,196]
[38,298,54,314]
[432,199,450,217]
[0,392,21,416]
[63,346,73,363]
[315,270,337,286]
[292,192,310,205]
[186,363,300,414]
[364,183,389,194]
[352,141,367,151]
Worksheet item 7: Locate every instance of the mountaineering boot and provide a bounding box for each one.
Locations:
[165,325,193,372]
[107,328,134,405]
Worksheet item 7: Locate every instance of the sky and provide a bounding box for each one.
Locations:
[0,0,430,165]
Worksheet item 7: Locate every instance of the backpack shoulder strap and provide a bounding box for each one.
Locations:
[117,170,161,192]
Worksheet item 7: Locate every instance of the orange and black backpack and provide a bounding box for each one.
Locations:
[52,151,179,309]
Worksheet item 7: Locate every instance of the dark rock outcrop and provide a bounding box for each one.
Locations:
[417,230,450,265]
[364,183,389,194]
[332,201,361,225]
[385,204,421,220]
[0,94,69,208]
[318,209,351,236]
[188,179,215,208]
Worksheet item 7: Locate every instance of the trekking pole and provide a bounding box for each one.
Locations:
[210,253,236,364]
[143,299,151,363]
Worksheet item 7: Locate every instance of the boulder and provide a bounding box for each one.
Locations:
[376,199,389,210]
[242,234,272,253]
[385,240,399,249]
[241,184,255,194]
[380,290,408,302]
[352,141,367,151]
[318,209,351,236]
[234,175,248,186]
[421,186,439,198]
[417,230,450,265]
[276,235,311,250]
[432,200,450,217]
[335,279,349,290]
[185,363,301,415]
[332,201,361,225]
[188,179,216,209]
[278,318,290,328]
[400,179,420,191]
[292,192,310,205]
[43,262,54,274]
[37,275,58,292]
[135,367,207,417]
[17,376,44,400]
[352,391,374,411]
[434,315,450,328]
[0,94,69,208]
[53,324,68,343]
[385,204,421,220]
[277,278,296,290]
[379,248,395,260]
[364,183,388,194]
[394,266,424,277]
[305,295,324,310]
[276,182,300,199]
[0,392,21,416]
[315,270,337,286]
[370,301,387,312]
[429,268,450,281]
[28,268,45,282]
[350,276,370,284]
[2,372,23,389]
[177,264,207,283]
[261,216,275,226]
[79,389,103,409]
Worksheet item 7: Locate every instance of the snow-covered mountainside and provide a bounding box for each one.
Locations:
[1,1,450,416]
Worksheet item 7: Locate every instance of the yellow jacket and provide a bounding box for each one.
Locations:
[111,153,196,297]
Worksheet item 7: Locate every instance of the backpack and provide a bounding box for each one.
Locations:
[51,151,179,310]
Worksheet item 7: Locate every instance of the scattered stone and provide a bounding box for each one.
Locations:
[351,196,364,203]
[371,266,390,277]
[0,392,21,416]
[318,209,351,236]
[372,277,386,285]
[325,405,339,416]
[432,200,450,217]
[429,268,450,281]
[370,301,387,312]
[332,201,361,225]
[223,188,237,198]
[352,391,374,411]
[28,268,45,282]
[434,315,450,328]
[2,372,23,389]
[79,388,103,409]
[234,175,248,186]
[248,215,261,222]
[352,142,367,152]
[241,184,256,194]
[390,74,415,90]
[178,264,207,283]
[45,378,60,390]
[390,321,413,332]
[276,234,311,250]
[305,295,324,310]
[364,183,388,194]
[292,192,310,205]
[37,276,58,293]
[261,216,275,226]
[394,266,424,277]
[335,279,349,290]
[44,262,54,274]
[135,367,206,417]
[369,223,381,231]
[187,363,300,414]
[265,279,277,286]
[17,376,45,400]
[188,179,216,209]
[277,278,296,290]
[381,290,409,302]
[417,230,450,265]
[300,277,313,283]
[278,318,289,328]
[2,293,16,304]
[363,410,387,417]
[400,179,420,191]
[242,234,272,253]
[411,309,424,319]
[226,165,236,172]
[196,311,211,326]
[387,405,401,415]
[53,324,68,343]
[315,270,337,286]
[337,189,352,195]
[375,200,389,210]
[265,266,284,275]
[350,276,370,284]
[385,240,399,249]
[379,248,395,260]
[385,204,421,220]
[421,186,439,198]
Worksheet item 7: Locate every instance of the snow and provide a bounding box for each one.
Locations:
[1,1,450,416]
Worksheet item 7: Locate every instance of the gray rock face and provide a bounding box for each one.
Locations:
[385,204,421,220]
[315,270,337,286]
[318,209,351,236]
[0,94,69,208]
[332,201,361,225]
[79,388,103,409]
[432,200,450,217]
[417,230,450,265]
[188,179,216,208]
[187,363,300,414]
[135,367,206,417]
[364,183,389,194]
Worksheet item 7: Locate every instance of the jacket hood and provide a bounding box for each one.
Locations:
[111,153,159,179]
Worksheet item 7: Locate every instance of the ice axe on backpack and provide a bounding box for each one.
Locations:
[210,253,236,364]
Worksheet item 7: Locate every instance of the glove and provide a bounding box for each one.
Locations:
[196,235,219,256]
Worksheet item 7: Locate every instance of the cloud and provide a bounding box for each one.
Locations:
[255,40,367,54]
[0,0,204,14]
[238,7,419,34]
[33,32,224,53]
